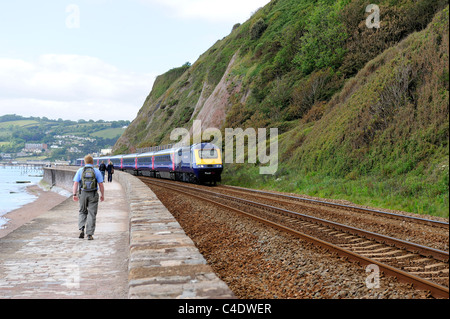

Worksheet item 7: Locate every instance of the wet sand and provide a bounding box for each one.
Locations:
[0,185,69,239]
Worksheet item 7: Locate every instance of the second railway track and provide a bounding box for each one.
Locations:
[210,185,448,252]
[139,177,449,299]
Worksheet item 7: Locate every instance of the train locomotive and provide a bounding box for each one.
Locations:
[76,143,223,185]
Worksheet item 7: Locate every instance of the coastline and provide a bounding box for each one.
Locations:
[0,184,69,239]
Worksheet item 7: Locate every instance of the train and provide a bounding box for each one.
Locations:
[75,143,223,185]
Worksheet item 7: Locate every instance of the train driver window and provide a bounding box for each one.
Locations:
[199,149,217,159]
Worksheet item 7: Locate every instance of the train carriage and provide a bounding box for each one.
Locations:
[122,153,138,173]
[75,143,223,185]
[153,149,176,179]
[135,143,223,184]
[136,151,155,176]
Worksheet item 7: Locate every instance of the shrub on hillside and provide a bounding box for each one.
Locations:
[250,18,268,40]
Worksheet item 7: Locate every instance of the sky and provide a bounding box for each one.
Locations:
[0,0,270,122]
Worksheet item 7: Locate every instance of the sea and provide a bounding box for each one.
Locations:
[0,165,44,228]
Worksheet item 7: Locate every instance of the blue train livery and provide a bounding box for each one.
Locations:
[76,143,223,185]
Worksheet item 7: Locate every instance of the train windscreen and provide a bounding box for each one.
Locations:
[199,149,218,159]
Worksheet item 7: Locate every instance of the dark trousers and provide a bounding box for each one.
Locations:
[78,191,99,236]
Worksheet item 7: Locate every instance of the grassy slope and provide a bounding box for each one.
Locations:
[91,127,126,139]
[0,120,39,129]
[115,0,449,217]
[225,6,449,217]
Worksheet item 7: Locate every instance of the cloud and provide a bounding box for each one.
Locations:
[0,54,156,121]
[142,0,270,22]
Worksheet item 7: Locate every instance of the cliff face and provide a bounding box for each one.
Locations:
[114,0,449,216]
[114,0,447,152]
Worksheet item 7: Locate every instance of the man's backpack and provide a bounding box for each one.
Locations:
[81,167,97,192]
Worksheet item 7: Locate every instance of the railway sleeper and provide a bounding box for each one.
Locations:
[350,243,384,250]
[358,249,404,258]
[425,263,448,269]
[354,246,393,252]
[341,240,373,248]
[348,238,366,243]
[403,263,448,271]
[409,269,449,276]
[333,233,349,237]
[414,257,435,263]
[393,253,420,260]
[328,231,341,235]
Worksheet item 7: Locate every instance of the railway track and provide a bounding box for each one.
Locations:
[213,185,449,253]
[221,185,449,230]
[139,177,449,299]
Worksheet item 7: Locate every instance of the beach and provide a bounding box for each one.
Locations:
[0,184,69,239]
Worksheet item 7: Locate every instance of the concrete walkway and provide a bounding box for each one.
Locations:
[0,180,129,299]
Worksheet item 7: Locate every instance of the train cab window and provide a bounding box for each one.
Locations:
[199,149,218,159]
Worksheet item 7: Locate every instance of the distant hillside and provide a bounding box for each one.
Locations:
[114,0,449,217]
[0,114,129,161]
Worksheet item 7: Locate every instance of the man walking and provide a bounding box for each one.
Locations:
[106,160,114,183]
[73,154,105,240]
[99,160,106,181]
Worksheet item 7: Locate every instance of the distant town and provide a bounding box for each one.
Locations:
[0,114,129,165]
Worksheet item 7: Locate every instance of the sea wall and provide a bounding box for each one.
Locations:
[42,166,76,192]
[42,167,234,299]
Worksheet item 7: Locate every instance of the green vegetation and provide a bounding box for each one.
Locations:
[0,114,129,162]
[91,127,127,139]
[0,120,39,129]
[114,0,449,218]
[225,165,448,217]
[224,5,449,218]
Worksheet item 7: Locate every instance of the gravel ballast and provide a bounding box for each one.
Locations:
[149,184,433,299]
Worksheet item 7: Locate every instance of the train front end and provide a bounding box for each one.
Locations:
[192,143,223,184]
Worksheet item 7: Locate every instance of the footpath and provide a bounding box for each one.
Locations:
[0,169,234,299]
[0,180,130,298]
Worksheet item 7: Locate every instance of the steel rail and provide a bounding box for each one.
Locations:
[143,178,449,299]
[144,178,449,262]
[222,185,449,229]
